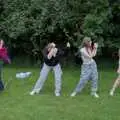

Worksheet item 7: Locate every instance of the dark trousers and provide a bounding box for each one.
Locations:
[0,64,4,91]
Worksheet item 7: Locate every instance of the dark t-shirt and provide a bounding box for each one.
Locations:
[42,47,68,66]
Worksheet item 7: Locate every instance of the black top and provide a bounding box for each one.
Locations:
[42,46,69,66]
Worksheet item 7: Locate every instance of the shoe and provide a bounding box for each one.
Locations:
[55,92,60,97]
[109,91,114,96]
[29,90,39,95]
[30,91,36,95]
[70,92,77,97]
[91,93,99,98]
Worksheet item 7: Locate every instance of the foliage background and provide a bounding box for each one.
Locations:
[0,0,120,62]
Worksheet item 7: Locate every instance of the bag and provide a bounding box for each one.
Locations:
[16,72,31,79]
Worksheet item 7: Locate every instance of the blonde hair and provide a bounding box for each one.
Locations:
[81,37,91,47]
[47,42,56,51]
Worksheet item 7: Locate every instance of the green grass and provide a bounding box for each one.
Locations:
[0,63,120,120]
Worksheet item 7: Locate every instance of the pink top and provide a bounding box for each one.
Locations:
[0,47,11,64]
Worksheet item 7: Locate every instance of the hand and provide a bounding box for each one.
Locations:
[47,52,53,59]
[47,49,54,59]
[52,48,58,57]
[47,48,58,59]
[94,43,98,48]
[66,42,70,48]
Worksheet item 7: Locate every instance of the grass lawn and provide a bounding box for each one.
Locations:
[0,63,120,120]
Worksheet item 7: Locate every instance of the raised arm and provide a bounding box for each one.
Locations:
[91,43,98,57]
[80,45,98,59]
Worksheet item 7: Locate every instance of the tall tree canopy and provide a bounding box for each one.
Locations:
[0,0,120,58]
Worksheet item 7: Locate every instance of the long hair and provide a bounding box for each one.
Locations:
[76,37,92,56]
[81,37,94,50]
[46,42,56,51]
[81,37,91,47]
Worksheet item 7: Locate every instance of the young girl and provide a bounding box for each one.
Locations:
[70,37,99,98]
[110,49,120,96]
[0,39,11,91]
[30,42,70,96]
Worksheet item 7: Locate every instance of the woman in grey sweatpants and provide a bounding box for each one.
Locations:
[30,42,70,96]
[71,37,99,98]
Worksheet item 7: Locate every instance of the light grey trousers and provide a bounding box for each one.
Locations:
[74,61,98,94]
[32,63,62,94]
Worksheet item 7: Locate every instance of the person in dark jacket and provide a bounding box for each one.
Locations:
[30,42,70,96]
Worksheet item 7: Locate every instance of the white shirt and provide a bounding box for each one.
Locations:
[80,47,95,64]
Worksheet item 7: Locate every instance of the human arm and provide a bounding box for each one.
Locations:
[47,48,58,59]
[80,43,98,59]
[91,43,98,57]
[117,59,120,73]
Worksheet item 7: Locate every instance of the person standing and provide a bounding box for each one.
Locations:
[109,49,120,96]
[70,37,99,98]
[30,42,70,96]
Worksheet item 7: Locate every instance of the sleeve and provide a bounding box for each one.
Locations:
[42,47,48,59]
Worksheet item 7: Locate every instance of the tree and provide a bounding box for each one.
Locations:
[0,0,120,61]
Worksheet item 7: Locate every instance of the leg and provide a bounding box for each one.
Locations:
[0,63,4,91]
[71,64,91,96]
[91,62,99,98]
[110,75,120,96]
[30,63,51,95]
[53,64,62,96]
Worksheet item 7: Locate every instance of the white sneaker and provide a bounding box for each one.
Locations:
[70,92,77,97]
[55,92,60,97]
[91,93,99,98]
[109,91,114,96]
[29,90,39,95]
[30,91,36,95]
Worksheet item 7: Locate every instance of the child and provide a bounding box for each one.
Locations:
[70,37,99,98]
[110,49,120,96]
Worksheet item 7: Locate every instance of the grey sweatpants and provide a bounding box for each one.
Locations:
[32,63,62,94]
[74,61,98,94]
